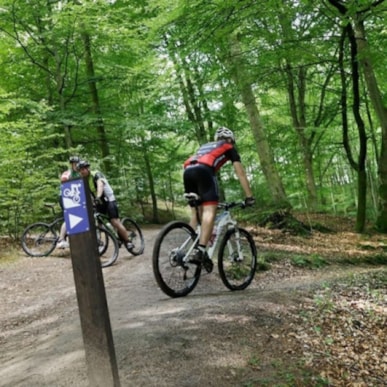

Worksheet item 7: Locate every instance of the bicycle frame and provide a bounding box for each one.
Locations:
[181,197,244,265]
[43,204,64,235]
[94,211,120,242]
[93,211,143,254]
[152,194,256,297]
[207,210,239,260]
[95,211,112,230]
[51,218,64,236]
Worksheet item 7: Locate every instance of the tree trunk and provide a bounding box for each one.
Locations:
[338,24,368,232]
[142,139,159,223]
[227,35,289,207]
[56,69,73,149]
[81,30,111,171]
[328,0,387,231]
[167,38,210,144]
[353,17,387,231]
[284,64,318,210]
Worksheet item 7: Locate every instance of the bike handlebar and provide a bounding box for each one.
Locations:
[217,201,246,211]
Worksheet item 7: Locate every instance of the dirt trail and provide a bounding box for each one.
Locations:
[0,225,372,387]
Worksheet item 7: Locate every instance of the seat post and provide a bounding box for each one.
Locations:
[184,192,201,227]
[195,202,201,226]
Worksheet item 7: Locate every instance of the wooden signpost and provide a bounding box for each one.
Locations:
[62,177,120,387]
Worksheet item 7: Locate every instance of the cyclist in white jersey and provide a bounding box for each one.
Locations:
[77,160,133,251]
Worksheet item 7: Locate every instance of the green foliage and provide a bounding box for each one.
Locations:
[340,254,387,266]
[0,96,77,237]
[291,254,329,269]
[0,0,387,237]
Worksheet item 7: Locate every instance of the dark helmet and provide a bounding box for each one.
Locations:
[214,127,235,142]
[69,155,80,163]
[77,160,90,170]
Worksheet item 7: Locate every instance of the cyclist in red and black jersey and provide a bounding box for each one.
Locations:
[183,127,255,272]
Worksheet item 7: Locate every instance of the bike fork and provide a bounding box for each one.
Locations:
[228,228,243,262]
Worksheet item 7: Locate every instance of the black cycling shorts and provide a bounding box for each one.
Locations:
[97,200,120,219]
[183,164,218,205]
[106,201,120,219]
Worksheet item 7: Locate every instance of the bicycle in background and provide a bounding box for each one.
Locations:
[152,193,257,298]
[94,209,145,267]
[21,203,117,267]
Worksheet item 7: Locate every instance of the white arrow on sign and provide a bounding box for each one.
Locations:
[69,213,83,229]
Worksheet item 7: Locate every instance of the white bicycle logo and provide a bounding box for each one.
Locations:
[63,183,81,204]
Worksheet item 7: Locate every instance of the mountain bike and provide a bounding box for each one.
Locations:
[21,203,118,267]
[94,210,145,267]
[152,193,257,298]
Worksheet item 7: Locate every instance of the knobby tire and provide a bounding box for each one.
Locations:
[152,221,201,298]
[122,217,145,256]
[97,226,119,268]
[218,228,257,290]
[21,222,57,257]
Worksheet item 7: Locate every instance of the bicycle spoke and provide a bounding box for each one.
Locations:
[21,223,57,257]
[153,221,201,298]
[122,218,144,256]
[218,228,257,290]
[96,227,119,268]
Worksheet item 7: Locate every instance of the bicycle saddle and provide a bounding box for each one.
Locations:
[184,193,200,201]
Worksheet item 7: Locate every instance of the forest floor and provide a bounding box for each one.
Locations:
[0,213,386,386]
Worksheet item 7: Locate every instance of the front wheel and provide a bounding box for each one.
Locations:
[21,222,57,257]
[218,228,257,291]
[122,217,145,256]
[96,226,119,268]
[152,221,201,298]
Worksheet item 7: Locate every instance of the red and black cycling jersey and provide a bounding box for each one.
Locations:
[184,140,241,172]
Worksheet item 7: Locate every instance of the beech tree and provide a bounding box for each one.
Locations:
[326,0,387,231]
[1,0,387,235]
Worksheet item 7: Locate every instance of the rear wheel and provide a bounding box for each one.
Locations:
[122,217,145,256]
[152,221,201,298]
[218,228,257,290]
[96,226,119,268]
[21,223,57,257]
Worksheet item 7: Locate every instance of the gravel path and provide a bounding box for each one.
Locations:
[1,225,365,387]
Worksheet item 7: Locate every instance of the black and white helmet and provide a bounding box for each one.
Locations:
[76,160,90,170]
[214,127,235,142]
[69,155,80,163]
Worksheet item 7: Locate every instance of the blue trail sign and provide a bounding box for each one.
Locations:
[61,178,90,235]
